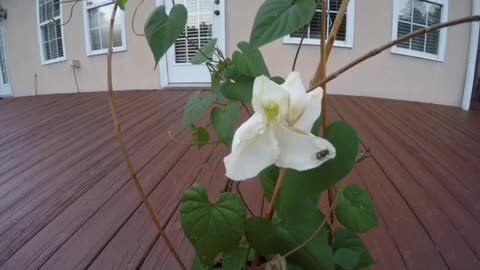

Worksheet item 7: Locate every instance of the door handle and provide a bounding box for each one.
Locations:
[214,10,220,16]
[214,0,220,4]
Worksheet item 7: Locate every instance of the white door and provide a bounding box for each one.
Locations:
[0,20,11,96]
[163,0,225,85]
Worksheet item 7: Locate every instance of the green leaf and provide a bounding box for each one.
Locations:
[259,166,321,213]
[145,5,187,67]
[278,121,359,210]
[336,184,379,233]
[232,42,270,77]
[249,0,316,48]
[192,38,218,64]
[223,247,248,270]
[222,64,242,81]
[219,77,255,102]
[211,103,240,145]
[192,256,209,270]
[181,184,247,266]
[183,91,215,127]
[191,125,210,150]
[271,76,285,84]
[259,165,279,201]
[334,248,361,270]
[116,0,128,10]
[288,265,305,270]
[334,228,374,269]
[246,201,334,270]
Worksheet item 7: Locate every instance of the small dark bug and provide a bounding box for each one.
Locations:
[316,149,330,160]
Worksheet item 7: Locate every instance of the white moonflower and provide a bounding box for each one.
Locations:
[224,72,336,181]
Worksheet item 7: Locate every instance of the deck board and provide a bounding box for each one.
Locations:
[0,90,479,270]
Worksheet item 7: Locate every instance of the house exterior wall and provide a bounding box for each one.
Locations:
[1,0,474,107]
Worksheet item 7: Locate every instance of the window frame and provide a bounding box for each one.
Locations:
[36,0,67,65]
[391,0,449,62]
[82,0,127,56]
[282,0,355,48]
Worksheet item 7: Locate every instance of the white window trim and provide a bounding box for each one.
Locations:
[391,0,449,62]
[82,0,127,56]
[36,0,67,65]
[283,0,355,48]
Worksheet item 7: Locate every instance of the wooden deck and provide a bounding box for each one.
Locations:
[0,90,479,270]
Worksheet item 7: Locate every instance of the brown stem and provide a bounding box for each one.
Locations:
[310,15,480,91]
[310,0,337,245]
[106,4,186,270]
[132,0,146,36]
[253,168,287,267]
[311,0,328,87]
[282,184,339,258]
[325,0,350,59]
[265,168,287,220]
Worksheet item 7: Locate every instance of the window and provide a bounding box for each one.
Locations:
[36,0,66,64]
[283,0,355,47]
[392,0,448,61]
[83,0,127,56]
[174,0,213,64]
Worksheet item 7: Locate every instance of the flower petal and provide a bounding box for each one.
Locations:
[252,75,289,121]
[293,88,323,133]
[224,114,279,181]
[273,124,336,171]
[281,72,309,122]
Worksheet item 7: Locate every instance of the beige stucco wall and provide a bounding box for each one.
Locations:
[227,0,472,107]
[1,0,474,107]
[2,0,160,96]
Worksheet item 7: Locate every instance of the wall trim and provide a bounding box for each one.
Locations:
[462,0,480,110]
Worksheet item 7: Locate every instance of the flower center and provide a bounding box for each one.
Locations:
[262,101,280,122]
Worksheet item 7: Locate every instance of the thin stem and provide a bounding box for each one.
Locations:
[106,4,187,270]
[282,184,340,258]
[241,102,253,116]
[132,0,146,36]
[265,168,287,220]
[325,0,350,59]
[236,182,255,216]
[292,30,307,72]
[50,0,81,26]
[309,15,480,91]
[291,0,321,71]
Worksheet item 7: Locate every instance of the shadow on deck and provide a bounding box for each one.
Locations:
[0,90,479,270]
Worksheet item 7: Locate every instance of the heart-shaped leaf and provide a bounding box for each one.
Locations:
[181,184,247,266]
[232,42,270,77]
[145,5,187,67]
[278,121,359,210]
[334,248,361,270]
[334,228,374,269]
[191,125,210,150]
[183,91,215,127]
[211,103,240,145]
[246,200,334,270]
[249,0,316,48]
[219,77,255,102]
[336,184,379,233]
[222,247,248,270]
[191,38,218,64]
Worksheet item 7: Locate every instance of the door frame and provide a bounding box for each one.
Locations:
[462,0,480,110]
[156,0,226,88]
[0,19,11,97]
